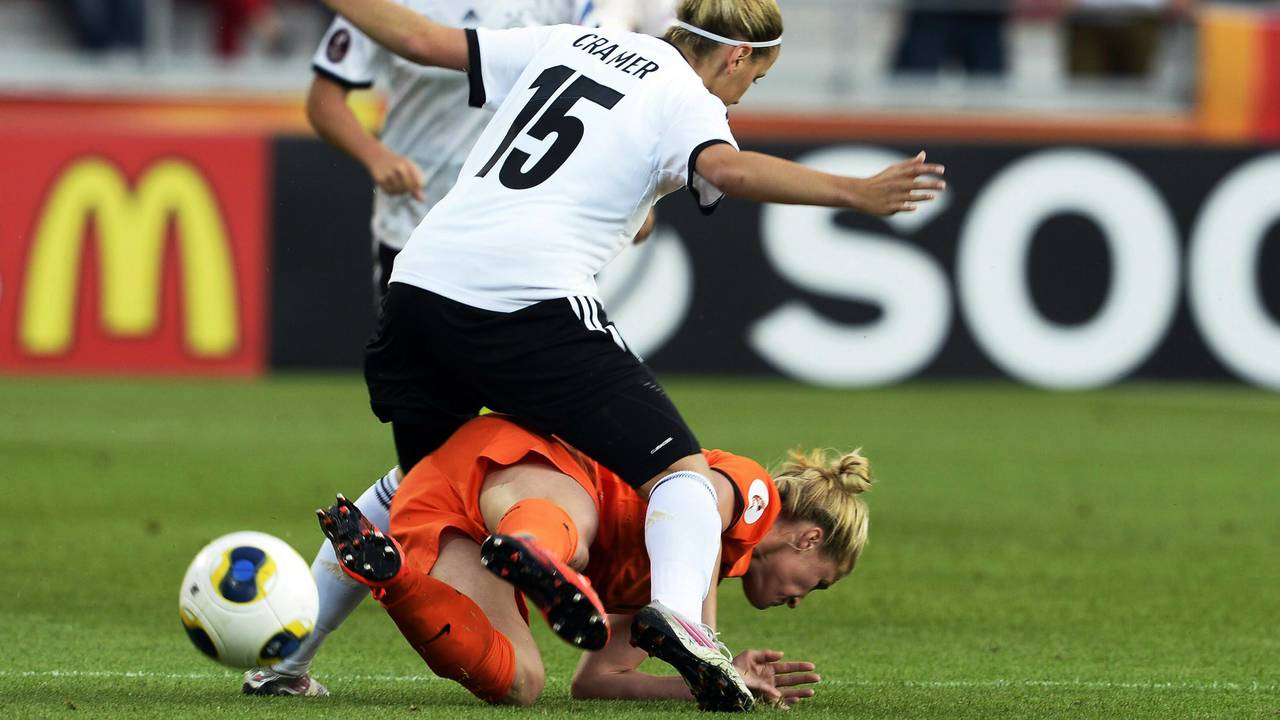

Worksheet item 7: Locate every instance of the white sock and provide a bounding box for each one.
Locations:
[273,466,401,676]
[644,471,720,622]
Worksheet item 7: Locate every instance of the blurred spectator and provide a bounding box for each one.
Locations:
[212,0,291,57]
[1064,0,1197,78]
[893,1,1011,76]
[65,0,144,51]
[591,0,677,34]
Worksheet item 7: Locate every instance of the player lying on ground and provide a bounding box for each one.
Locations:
[316,414,872,709]
[271,0,935,705]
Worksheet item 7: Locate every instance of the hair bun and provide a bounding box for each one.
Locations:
[833,451,873,495]
[780,448,873,496]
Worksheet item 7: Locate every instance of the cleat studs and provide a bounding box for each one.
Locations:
[574,635,584,645]
[343,554,354,563]
[492,538,503,547]
[552,622,563,632]
[572,592,582,602]
[363,563,373,571]
[588,615,600,624]
[384,546,395,556]
[480,556,490,566]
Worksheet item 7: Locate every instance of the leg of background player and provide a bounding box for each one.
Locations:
[244,466,401,692]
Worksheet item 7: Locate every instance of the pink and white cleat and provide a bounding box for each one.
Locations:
[629,601,753,712]
[242,668,329,697]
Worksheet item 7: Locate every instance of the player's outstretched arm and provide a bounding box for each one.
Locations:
[696,145,946,216]
[571,614,819,705]
[571,614,694,700]
[319,0,469,70]
[306,75,425,200]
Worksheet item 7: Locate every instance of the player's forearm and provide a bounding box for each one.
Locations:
[570,670,694,701]
[320,0,454,68]
[708,150,861,209]
[306,81,388,172]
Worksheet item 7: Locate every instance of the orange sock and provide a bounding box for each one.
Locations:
[495,498,579,564]
[374,570,516,703]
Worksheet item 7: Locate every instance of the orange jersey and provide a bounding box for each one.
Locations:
[390,415,780,614]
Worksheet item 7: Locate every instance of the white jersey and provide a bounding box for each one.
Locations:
[390,25,737,312]
[311,0,595,250]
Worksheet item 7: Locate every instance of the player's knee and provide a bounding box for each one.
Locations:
[569,542,590,571]
[498,663,545,706]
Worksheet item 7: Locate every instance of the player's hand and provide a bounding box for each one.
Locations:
[732,649,820,708]
[368,150,426,201]
[851,151,945,216]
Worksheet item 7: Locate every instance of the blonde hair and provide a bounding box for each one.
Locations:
[773,448,873,574]
[663,0,784,61]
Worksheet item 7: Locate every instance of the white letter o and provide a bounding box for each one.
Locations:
[958,149,1180,388]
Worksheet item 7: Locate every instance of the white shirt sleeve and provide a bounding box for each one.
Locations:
[312,15,389,88]
[656,87,739,213]
[466,25,561,110]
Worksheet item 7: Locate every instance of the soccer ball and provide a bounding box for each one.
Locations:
[178,531,318,669]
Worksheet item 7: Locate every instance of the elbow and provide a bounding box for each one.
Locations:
[569,678,592,700]
[570,674,603,700]
[304,95,324,135]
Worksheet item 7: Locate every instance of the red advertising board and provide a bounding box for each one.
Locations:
[0,134,268,375]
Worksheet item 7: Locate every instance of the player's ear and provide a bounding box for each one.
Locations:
[727,45,753,73]
[798,526,824,552]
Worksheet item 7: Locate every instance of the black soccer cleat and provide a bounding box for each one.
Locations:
[630,601,754,712]
[316,494,401,585]
[479,534,609,651]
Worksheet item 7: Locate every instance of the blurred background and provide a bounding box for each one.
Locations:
[0,0,1277,385]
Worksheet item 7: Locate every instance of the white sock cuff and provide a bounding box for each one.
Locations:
[650,470,717,504]
[368,468,400,515]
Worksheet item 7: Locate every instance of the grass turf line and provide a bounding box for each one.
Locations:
[0,377,1277,718]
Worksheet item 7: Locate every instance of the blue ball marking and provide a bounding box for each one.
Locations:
[231,559,257,583]
[260,629,307,661]
[183,621,219,660]
[218,546,268,603]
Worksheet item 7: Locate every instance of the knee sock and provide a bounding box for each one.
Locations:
[644,471,721,622]
[376,569,517,703]
[273,466,402,676]
[495,498,578,564]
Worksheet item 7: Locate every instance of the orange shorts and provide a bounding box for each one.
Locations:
[388,415,603,579]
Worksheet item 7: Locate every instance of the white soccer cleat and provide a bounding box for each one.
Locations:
[242,668,329,697]
[629,601,754,712]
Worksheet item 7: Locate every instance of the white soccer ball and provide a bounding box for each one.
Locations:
[178,531,319,669]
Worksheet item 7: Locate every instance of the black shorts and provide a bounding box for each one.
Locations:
[365,282,699,486]
[373,242,400,305]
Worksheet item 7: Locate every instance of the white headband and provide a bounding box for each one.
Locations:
[670,20,782,48]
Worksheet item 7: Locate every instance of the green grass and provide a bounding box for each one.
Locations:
[0,377,1277,719]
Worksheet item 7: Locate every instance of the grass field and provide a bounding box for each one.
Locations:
[1,377,1277,719]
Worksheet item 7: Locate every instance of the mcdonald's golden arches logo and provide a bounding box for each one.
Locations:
[20,157,239,358]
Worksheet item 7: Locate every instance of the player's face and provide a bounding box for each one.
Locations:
[741,542,842,610]
[714,50,779,106]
